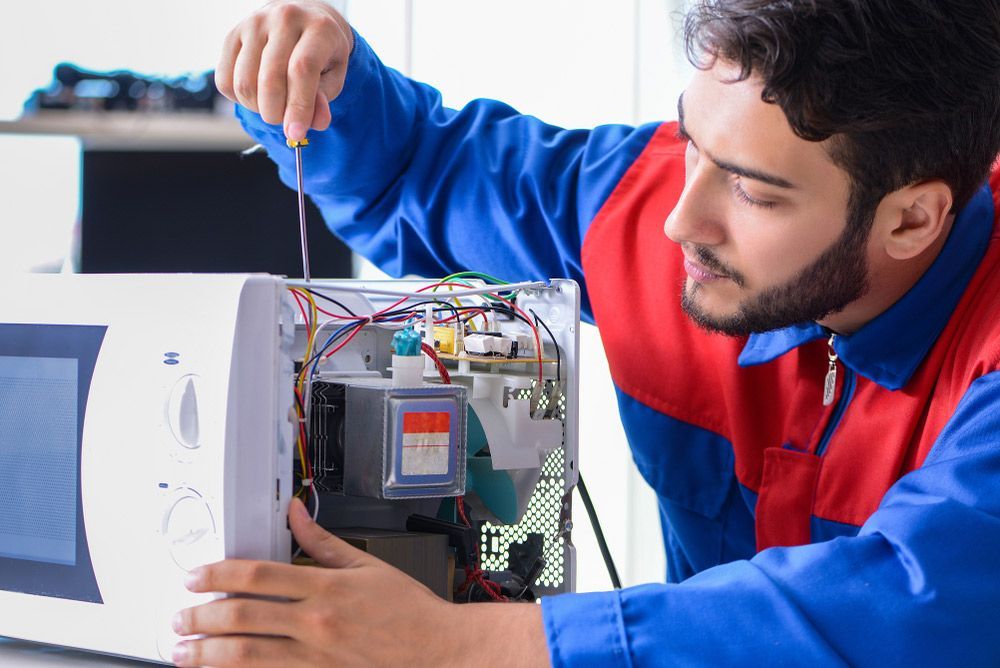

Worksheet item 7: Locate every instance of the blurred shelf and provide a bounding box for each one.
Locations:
[0,110,254,151]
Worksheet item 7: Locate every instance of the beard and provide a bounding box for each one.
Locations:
[680,205,874,337]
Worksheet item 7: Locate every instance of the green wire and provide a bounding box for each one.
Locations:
[441,270,512,285]
[434,272,521,335]
[440,271,520,300]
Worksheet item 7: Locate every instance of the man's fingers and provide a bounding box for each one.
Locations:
[311,89,331,132]
[232,30,266,112]
[289,497,369,569]
[215,29,242,102]
[173,635,308,668]
[175,597,300,639]
[257,28,301,125]
[220,2,352,138]
[187,559,316,599]
[283,30,332,139]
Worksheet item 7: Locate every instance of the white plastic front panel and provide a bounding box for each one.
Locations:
[0,274,291,663]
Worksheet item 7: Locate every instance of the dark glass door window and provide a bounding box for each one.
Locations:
[0,323,106,603]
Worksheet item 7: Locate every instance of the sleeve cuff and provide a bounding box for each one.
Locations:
[542,590,634,668]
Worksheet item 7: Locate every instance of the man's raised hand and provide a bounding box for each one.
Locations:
[217,0,355,141]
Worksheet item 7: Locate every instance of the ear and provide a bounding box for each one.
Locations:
[878,181,954,261]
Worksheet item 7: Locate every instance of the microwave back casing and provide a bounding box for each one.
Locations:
[0,274,294,663]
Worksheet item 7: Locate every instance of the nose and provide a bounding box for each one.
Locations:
[663,162,727,247]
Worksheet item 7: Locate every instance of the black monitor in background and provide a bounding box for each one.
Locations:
[79,149,352,277]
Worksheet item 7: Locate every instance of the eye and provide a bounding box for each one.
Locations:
[676,127,698,156]
[733,180,776,209]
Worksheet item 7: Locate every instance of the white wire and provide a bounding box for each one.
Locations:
[290,285,500,561]
[305,312,359,365]
[291,487,321,560]
[284,280,547,299]
[301,314,372,426]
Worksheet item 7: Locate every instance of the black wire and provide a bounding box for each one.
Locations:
[375,299,463,322]
[292,389,310,496]
[301,302,543,377]
[388,305,554,378]
[529,308,561,382]
[577,473,622,589]
[378,303,540,338]
[293,385,306,415]
[300,319,368,379]
[303,299,468,375]
[304,289,360,317]
[396,303,535,330]
[300,301,470,380]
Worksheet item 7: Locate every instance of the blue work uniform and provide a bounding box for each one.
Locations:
[236,31,1000,667]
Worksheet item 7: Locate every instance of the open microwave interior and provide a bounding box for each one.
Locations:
[0,273,580,663]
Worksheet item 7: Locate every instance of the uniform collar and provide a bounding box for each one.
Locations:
[738,185,995,390]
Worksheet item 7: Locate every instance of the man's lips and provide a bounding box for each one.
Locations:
[684,257,728,283]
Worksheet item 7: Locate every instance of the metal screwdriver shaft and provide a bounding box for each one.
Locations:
[288,138,312,282]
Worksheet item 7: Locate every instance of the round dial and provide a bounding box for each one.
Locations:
[167,374,202,449]
[163,491,218,572]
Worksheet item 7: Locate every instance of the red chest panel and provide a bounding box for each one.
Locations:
[582,122,1000,548]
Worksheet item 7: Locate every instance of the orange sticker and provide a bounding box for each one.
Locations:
[403,411,450,434]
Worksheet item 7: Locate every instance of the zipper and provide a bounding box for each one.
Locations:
[822,334,838,406]
[816,333,856,456]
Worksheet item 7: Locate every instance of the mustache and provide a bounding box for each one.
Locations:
[689,245,746,287]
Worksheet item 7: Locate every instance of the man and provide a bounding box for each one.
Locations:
[169,0,1000,665]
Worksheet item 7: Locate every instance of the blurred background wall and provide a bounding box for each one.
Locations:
[0,0,694,594]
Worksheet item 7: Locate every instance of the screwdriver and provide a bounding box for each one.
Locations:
[287,138,312,282]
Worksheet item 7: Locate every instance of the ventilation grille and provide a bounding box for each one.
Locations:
[479,383,570,591]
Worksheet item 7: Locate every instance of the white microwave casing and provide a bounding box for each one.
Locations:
[0,274,294,663]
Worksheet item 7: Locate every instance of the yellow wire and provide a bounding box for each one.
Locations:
[431,277,481,332]
[288,287,319,483]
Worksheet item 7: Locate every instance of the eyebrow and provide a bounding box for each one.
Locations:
[676,93,797,190]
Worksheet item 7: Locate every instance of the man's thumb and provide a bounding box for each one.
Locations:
[289,497,366,569]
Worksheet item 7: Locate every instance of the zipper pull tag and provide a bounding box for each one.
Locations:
[823,334,838,407]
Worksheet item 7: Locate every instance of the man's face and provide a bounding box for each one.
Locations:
[666,62,872,336]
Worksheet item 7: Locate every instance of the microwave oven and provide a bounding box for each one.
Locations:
[0,273,580,663]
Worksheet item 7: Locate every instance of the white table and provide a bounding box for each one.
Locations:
[0,638,156,666]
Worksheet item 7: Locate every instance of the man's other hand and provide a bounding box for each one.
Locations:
[217,0,355,141]
[170,497,456,667]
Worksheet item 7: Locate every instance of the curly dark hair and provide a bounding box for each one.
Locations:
[685,0,1000,219]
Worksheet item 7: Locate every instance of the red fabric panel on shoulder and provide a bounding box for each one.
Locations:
[582,121,805,489]
[584,121,751,439]
[756,448,821,550]
[583,120,1000,534]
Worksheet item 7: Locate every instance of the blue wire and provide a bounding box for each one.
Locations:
[303,322,362,381]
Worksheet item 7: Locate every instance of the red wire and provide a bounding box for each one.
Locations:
[384,283,542,382]
[421,342,451,384]
[436,309,488,327]
[316,282,487,362]
[322,319,369,360]
[373,282,492,320]
[486,291,544,383]
[290,290,313,339]
[293,387,313,486]
[456,497,507,601]
[313,303,366,321]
